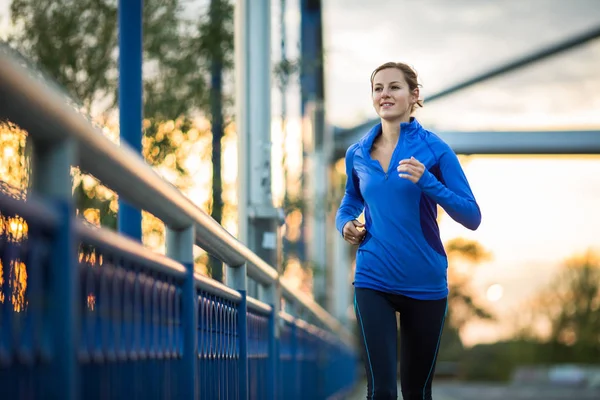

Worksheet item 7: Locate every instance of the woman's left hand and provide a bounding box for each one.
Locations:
[397,156,425,183]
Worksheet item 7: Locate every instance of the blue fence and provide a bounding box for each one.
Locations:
[0,45,358,399]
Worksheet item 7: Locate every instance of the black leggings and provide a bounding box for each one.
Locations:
[354,288,447,400]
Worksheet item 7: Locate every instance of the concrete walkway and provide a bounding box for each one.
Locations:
[347,380,600,400]
[348,381,457,400]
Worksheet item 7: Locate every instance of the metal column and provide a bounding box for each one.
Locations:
[235,0,279,270]
[300,0,330,307]
[117,0,143,241]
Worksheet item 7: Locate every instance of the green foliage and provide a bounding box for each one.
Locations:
[196,0,234,70]
[8,0,199,206]
[460,343,514,381]
[9,0,200,119]
[446,238,494,327]
[456,251,600,382]
[446,237,492,263]
[539,251,600,362]
[9,0,118,112]
[198,0,235,282]
[72,177,117,229]
[273,58,300,90]
[437,238,494,364]
[8,0,234,249]
[437,323,465,362]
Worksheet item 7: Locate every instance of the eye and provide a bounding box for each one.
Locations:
[392,86,401,90]
[374,87,382,92]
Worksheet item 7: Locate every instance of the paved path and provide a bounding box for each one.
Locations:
[348,380,600,400]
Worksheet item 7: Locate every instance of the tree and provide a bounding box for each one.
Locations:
[9,0,203,118]
[9,0,203,225]
[458,250,600,380]
[536,250,600,363]
[437,238,494,361]
[196,0,234,282]
[8,1,236,280]
[445,238,494,329]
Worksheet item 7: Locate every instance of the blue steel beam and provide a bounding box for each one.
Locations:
[117,0,143,240]
[334,129,600,158]
[300,0,324,121]
[435,130,600,155]
[299,0,325,269]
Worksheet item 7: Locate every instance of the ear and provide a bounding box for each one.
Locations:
[411,87,420,103]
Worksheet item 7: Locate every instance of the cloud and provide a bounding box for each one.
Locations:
[324,0,600,128]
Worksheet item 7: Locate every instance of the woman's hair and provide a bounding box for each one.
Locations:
[370,62,424,112]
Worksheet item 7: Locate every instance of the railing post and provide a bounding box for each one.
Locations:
[31,138,78,400]
[166,227,196,398]
[265,282,280,400]
[227,264,248,399]
[290,319,298,400]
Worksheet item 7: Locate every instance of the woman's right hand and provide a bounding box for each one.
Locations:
[343,220,366,245]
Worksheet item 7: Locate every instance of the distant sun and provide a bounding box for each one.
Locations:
[486,283,504,302]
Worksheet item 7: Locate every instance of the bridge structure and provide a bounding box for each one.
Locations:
[1,1,600,399]
[0,0,358,397]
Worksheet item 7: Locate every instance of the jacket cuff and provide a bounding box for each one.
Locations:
[416,169,436,189]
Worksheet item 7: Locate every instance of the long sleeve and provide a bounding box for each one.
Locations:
[416,145,481,230]
[335,145,365,235]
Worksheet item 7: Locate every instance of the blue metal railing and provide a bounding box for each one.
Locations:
[77,226,187,399]
[0,44,358,399]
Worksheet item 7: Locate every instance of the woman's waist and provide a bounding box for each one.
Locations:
[363,220,420,240]
[359,229,445,262]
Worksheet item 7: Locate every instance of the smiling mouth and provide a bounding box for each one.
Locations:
[381,102,394,107]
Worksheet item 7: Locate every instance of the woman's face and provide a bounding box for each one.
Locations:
[372,68,418,122]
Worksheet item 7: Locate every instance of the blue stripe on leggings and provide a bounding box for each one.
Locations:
[422,299,448,400]
[354,293,374,399]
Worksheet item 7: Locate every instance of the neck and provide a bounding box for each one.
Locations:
[380,114,411,144]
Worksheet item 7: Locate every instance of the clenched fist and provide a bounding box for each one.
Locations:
[397,156,425,183]
[343,220,366,245]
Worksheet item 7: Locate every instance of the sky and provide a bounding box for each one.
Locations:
[323,0,600,130]
[320,0,600,345]
[0,2,8,40]
[1,0,599,346]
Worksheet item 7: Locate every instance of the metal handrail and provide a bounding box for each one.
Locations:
[0,45,276,278]
[247,296,273,316]
[194,272,243,304]
[76,221,187,279]
[0,191,59,229]
[0,44,354,345]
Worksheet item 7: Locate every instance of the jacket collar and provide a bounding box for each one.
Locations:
[359,117,422,152]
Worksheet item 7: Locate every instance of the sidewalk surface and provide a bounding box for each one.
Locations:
[347,380,600,400]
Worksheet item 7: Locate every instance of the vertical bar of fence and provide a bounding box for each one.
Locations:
[117,0,143,241]
[31,139,77,399]
[265,282,279,400]
[227,264,248,399]
[238,291,248,400]
[166,227,196,397]
[290,319,298,400]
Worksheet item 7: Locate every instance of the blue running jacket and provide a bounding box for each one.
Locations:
[335,118,481,300]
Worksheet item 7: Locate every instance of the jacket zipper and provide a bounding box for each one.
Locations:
[367,133,405,180]
[385,134,404,180]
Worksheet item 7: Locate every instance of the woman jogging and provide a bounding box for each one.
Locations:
[335,62,481,400]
